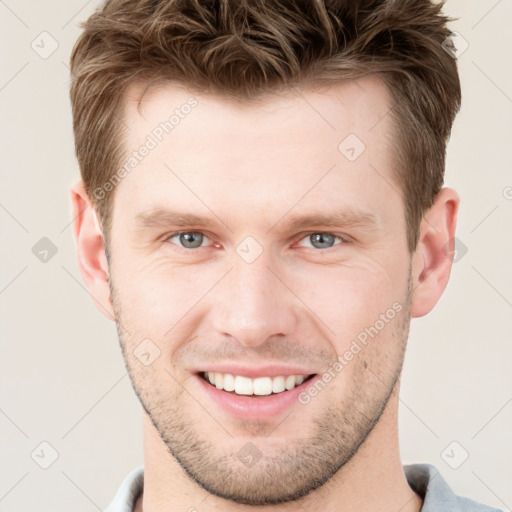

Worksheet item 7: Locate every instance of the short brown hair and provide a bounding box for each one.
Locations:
[70,0,461,253]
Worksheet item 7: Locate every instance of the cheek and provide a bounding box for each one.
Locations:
[112,258,221,341]
[113,243,409,353]
[291,255,406,343]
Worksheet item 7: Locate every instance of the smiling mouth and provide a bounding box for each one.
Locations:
[200,371,316,396]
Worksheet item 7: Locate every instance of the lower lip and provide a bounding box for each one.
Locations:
[194,374,318,421]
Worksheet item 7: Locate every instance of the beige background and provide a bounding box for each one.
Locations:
[1,0,511,510]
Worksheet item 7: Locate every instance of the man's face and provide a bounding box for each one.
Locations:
[107,76,413,505]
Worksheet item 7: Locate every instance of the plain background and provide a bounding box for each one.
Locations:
[1,0,511,510]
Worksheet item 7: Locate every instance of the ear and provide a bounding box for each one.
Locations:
[70,180,114,321]
[410,187,460,318]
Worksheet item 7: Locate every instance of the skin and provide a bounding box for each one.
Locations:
[71,75,459,512]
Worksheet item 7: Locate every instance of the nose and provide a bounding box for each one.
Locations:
[211,253,297,348]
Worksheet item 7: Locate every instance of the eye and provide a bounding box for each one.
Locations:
[296,232,344,250]
[162,231,346,252]
[165,231,212,249]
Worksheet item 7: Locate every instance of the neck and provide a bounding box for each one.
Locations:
[136,394,422,512]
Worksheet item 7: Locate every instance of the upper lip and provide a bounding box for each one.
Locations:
[195,364,318,379]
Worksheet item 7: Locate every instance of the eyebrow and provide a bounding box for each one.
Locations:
[282,209,377,232]
[135,208,218,229]
[134,207,377,232]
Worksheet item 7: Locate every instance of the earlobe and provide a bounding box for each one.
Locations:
[410,188,460,318]
[70,180,115,321]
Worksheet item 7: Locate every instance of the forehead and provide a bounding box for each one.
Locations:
[114,76,397,226]
[124,75,392,145]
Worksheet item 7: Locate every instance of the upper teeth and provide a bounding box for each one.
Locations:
[204,372,309,396]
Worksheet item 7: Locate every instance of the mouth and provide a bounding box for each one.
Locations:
[199,371,317,397]
[193,366,321,420]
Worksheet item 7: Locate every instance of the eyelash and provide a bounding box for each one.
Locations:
[162,231,347,252]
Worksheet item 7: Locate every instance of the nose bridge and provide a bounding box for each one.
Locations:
[213,249,296,347]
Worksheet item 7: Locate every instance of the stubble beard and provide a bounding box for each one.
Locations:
[109,270,412,506]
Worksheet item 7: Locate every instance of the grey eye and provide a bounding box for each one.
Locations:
[309,233,336,249]
[297,233,343,250]
[176,232,205,249]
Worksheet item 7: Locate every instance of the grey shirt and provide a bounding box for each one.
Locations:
[105,463,503,512]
